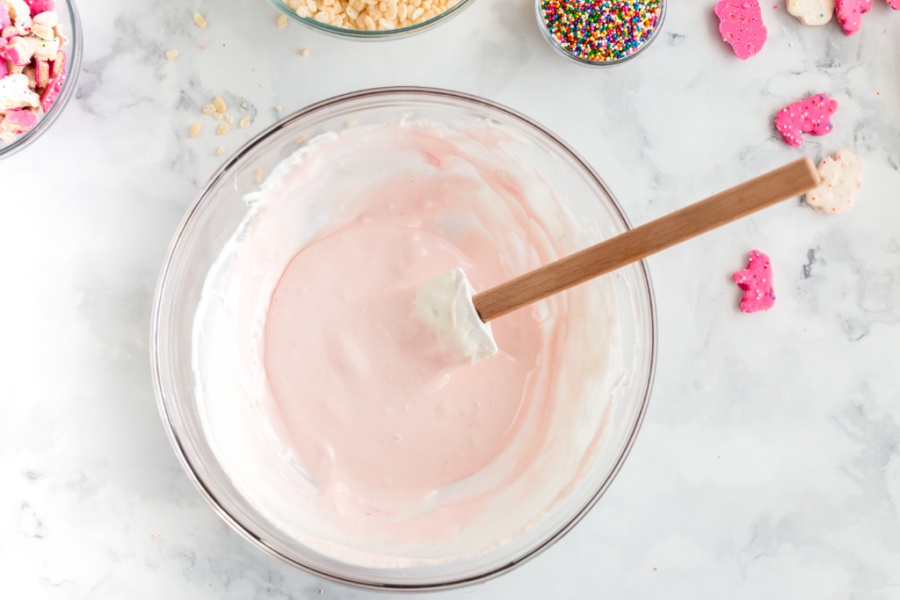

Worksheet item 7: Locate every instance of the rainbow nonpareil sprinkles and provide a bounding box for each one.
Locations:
[540,0,664,63]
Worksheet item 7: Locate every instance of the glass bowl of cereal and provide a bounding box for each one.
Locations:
[267,0,477,38]
[153,87,657,590]
[0,0,83,159]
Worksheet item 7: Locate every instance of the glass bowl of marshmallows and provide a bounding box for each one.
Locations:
[267,0,477,38]
[0,0,82,159]
[153,87,657,590]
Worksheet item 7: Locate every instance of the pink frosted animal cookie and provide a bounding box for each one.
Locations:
[714,0,768,59]
[889,0,900,10]
[805,149,864,214]
[732,250,775,313]
[774,93,838,147]
[835,0,872,33]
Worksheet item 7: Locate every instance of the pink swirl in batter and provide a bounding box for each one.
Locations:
[194,120,623,566]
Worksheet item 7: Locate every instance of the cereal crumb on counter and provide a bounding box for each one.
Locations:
[165,49,180,60]
[193,12,208,28]
[217,123,230,135]
[239,116,251,128]
[224,114,235,125]
[254,167,264,184]
[295,134,309,144]
[278,14,289,28]
[213,96,227,114]
[189,123,202,137]
[274,105,283,113]
[216,146,226,156]
[300,48,311,57]
[201,104,216,115]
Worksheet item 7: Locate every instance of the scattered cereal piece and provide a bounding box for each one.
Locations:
[217,123,229,135]
[189,122,201,137]
[805,149,864,214]
[239,115,251,128]
[165,49,180,60]
[201,104,216,115]
[835,0,872,34]
[213,96,227,114]
[216,146,225,156]
[274,105,283,113]
[224,114,234,125]
[732,250,775,313]
[300,48,311,57]
[785,0,834,24]
[774,93,838,147]
[212,112,224,121]
[240,101,248,110]
[278,14,288,28]
[193,12,208,28]
[295,134,309,144]
[254,167,263,184]
[345,119,357,127]
[714,0,767,59]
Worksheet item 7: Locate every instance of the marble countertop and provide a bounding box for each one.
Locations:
[3,0,899,597]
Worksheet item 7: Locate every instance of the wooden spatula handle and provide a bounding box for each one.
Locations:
[473,157,820,322]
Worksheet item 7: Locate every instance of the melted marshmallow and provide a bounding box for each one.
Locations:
[193,119,626,567]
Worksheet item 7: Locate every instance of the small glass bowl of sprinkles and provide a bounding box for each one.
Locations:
[536,0,666,67]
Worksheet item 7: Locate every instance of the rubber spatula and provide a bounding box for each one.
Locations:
[413,157,820,364]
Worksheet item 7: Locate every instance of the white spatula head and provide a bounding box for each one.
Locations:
[413,267,498,365]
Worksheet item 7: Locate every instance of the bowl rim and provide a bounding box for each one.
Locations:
[151,86,658,592]
[0,0,84,160]
[267,0,478,40]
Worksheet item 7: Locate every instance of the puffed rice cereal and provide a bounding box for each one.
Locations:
[281,0,460,31]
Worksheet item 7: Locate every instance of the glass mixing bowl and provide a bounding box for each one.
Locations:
[267,0,477,39]
[0,0,83,160]
[152,87,657,591]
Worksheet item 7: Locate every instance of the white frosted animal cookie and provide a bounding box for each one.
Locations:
[786,0,835,24]
[805,149,864,214]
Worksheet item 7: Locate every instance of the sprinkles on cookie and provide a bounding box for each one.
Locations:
[539,0,664,63]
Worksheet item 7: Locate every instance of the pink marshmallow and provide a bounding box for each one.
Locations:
[0,59,7,77]
[836,0,872,34]
[24,0,55,13]
[774,93,838,147]
[714,0,768,60]
[1,106,37,132]
[732,250,775,313]
[889,0,900,9]
[0,36,34,65]
[0,3,11,30]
